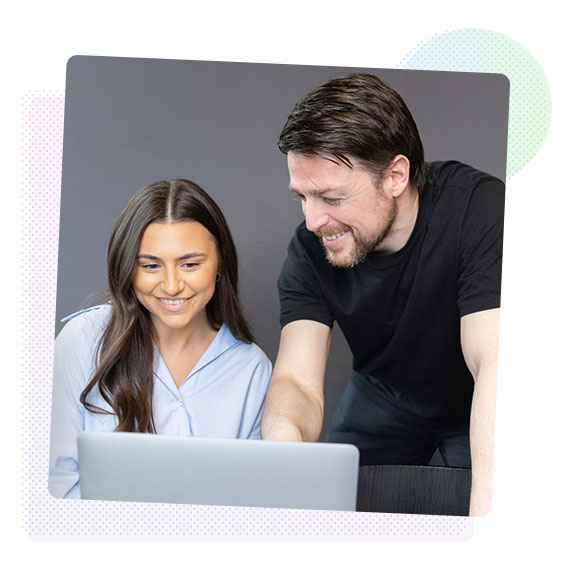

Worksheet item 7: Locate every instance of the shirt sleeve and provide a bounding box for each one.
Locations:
[48,310,102,499]
[243,350,273,439]
[277,227,335,329]
[457,177,505,317]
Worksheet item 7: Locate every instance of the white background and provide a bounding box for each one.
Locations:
[2,0,570,569]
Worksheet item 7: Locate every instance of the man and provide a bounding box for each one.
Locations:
[260,73,503,516]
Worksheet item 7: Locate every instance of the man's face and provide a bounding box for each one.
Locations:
[287,153,398,268]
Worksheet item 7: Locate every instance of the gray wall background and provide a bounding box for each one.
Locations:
[57,57,509,445]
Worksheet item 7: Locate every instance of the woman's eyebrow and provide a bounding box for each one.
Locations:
[175,252,206,261]
[137,252,206,261]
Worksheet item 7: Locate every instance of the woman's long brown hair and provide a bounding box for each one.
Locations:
[79,179,254,433]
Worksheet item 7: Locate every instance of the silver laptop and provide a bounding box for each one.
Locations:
[78,431,359,511]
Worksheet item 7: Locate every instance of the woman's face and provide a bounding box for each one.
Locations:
[133,221,219,336]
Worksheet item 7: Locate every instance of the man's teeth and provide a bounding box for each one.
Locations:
[323,230,347,241]
[161,298,186,306]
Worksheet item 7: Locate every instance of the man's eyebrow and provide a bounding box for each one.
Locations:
[289,185,332,197]
[137,252,206,261]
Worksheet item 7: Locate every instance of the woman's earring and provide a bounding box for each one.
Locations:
[216,273,221,283]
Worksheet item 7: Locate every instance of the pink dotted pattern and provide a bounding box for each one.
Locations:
[21,92,472,541]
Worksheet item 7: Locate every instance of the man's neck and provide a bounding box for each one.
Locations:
[376,186,419,254]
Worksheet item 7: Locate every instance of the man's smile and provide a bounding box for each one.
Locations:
[320,229,350,248]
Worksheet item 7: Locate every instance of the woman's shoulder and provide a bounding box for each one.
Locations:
[52,305,114,397]
[56,304,112,348]
[208,326,273,384]
[218,325,271,365]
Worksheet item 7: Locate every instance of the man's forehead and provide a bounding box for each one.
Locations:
[287,151,352,169]
[289,153,349,178]
[287,152,374,195]
[288,175,350,197]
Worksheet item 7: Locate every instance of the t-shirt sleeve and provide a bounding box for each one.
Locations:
[457,177,505,317]
[277,229,335,329]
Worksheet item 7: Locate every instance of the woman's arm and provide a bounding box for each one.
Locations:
[48,309,103,499]
[244,348,273,439]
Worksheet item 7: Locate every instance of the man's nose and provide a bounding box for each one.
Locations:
[303,199,329,233]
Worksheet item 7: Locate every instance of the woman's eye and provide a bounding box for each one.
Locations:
[182,263,199,270]
[142,263,160,270]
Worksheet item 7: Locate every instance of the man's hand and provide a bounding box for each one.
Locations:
[261,320,331,442]
[461,308,499,517]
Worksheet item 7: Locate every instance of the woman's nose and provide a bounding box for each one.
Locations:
[162,268,183,295]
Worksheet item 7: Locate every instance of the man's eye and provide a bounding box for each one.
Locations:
[323,198,342,206]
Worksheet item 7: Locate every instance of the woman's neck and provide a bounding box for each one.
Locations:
[153,312,218,354]
[152,314,219,388]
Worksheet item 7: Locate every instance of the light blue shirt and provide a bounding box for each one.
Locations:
[49,305,272,499]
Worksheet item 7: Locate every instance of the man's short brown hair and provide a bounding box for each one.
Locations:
[278,73,430,190]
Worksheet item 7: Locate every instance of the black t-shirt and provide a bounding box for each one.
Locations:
[278,161,505,421]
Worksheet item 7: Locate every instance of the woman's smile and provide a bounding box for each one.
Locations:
[156,296,192,310]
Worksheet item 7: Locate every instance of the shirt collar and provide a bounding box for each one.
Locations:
[153,323,239,390]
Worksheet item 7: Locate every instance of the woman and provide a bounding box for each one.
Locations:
[49,179,272,499]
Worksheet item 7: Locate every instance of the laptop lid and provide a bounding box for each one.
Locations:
[77,431,359,511]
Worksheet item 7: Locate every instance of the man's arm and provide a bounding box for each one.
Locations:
[261,320,331,442]
[460,307,500,516]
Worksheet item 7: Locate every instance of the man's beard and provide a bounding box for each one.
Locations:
[318,200,398,268]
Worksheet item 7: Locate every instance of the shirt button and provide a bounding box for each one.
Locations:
[178,401,183,407]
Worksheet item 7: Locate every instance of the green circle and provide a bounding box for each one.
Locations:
[401,28,551,179]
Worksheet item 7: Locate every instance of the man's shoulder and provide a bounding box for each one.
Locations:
[424,161,505,221]
[428,160,504,192]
